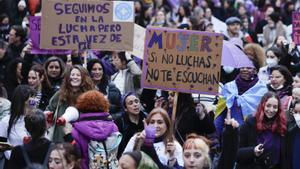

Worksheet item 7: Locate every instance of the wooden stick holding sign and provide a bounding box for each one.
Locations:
[171,92,178,122]
[167,91,177,145]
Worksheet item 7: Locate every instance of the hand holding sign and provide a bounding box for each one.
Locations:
[20,41,32,58]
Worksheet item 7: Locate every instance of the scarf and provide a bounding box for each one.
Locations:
[235,74,258,95]
[257,130,281,166]
[267,84,292,99]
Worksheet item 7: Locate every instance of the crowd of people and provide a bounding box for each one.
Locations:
[0,0,300,169]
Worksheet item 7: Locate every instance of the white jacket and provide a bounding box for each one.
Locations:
[123,134,184,166]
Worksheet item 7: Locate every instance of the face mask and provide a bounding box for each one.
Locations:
[223,66,235,74]
[155,21,165,25]
[271,84,284,90]
[294,114,300,128]
[266,58,278,67]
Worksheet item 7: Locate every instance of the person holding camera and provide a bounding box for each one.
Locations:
[273,36,300,76]
[236,92,287,169]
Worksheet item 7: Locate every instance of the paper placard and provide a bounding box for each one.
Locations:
[127,24,146,59]
[40,0,134,51]
[141,27,223,95]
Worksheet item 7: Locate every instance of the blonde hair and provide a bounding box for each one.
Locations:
[183,134,211,169]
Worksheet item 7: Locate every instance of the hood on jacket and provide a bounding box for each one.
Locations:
[73,119,118,141]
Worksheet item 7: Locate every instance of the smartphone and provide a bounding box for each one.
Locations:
[258,144,264,150]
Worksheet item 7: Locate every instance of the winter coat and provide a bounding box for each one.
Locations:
[0,52,12,85]
[7,138,52,169]
[72,112,119,169]
[111,60,142,95]
[237,115,287,169]
[0,115,29,159]
[46,91,69,143]
[263,21,286,48]
[115,111,146,158]
[0,98,10,121]
[124,135,184,166]
[286,111,300,169]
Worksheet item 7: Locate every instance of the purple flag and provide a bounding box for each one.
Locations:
[29,16,71,55]
[292,12,300,45]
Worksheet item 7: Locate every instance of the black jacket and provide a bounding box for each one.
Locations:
[7,138,52,169]
[0,52,12,86]
[175,109,216,145]
[6,43,25,59]
[237,116,287,169]
[286,112,300,169]
[217,125,239,169]
[115,111,146,158]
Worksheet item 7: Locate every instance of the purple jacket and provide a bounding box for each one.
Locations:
[72,112,118,169]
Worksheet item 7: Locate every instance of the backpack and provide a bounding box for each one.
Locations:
[21,143,53,169]
[88,132,122,169]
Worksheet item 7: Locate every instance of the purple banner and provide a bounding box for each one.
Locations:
[292,12,300,45]
[29,16,71,55]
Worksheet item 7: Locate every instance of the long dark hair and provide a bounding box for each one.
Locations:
[177,2,191,22]
[6,57,23,85]
[176,93,196,117]
[8,85,35,136]
[270,65,293,88]
[87,59,109,94]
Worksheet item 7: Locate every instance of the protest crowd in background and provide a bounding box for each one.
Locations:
[1,0,300,169]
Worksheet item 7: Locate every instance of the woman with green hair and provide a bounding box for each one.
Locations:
[118,151,159,169]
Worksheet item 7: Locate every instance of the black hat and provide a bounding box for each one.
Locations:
[225,17,241,25]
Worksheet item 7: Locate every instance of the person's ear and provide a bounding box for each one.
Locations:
[66,161,75,169]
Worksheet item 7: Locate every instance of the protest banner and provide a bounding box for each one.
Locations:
[141,27,223,95]
[127,24,146,59]
[30,16,71,55]
[292,12,300,45]
[40,0,134,51]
